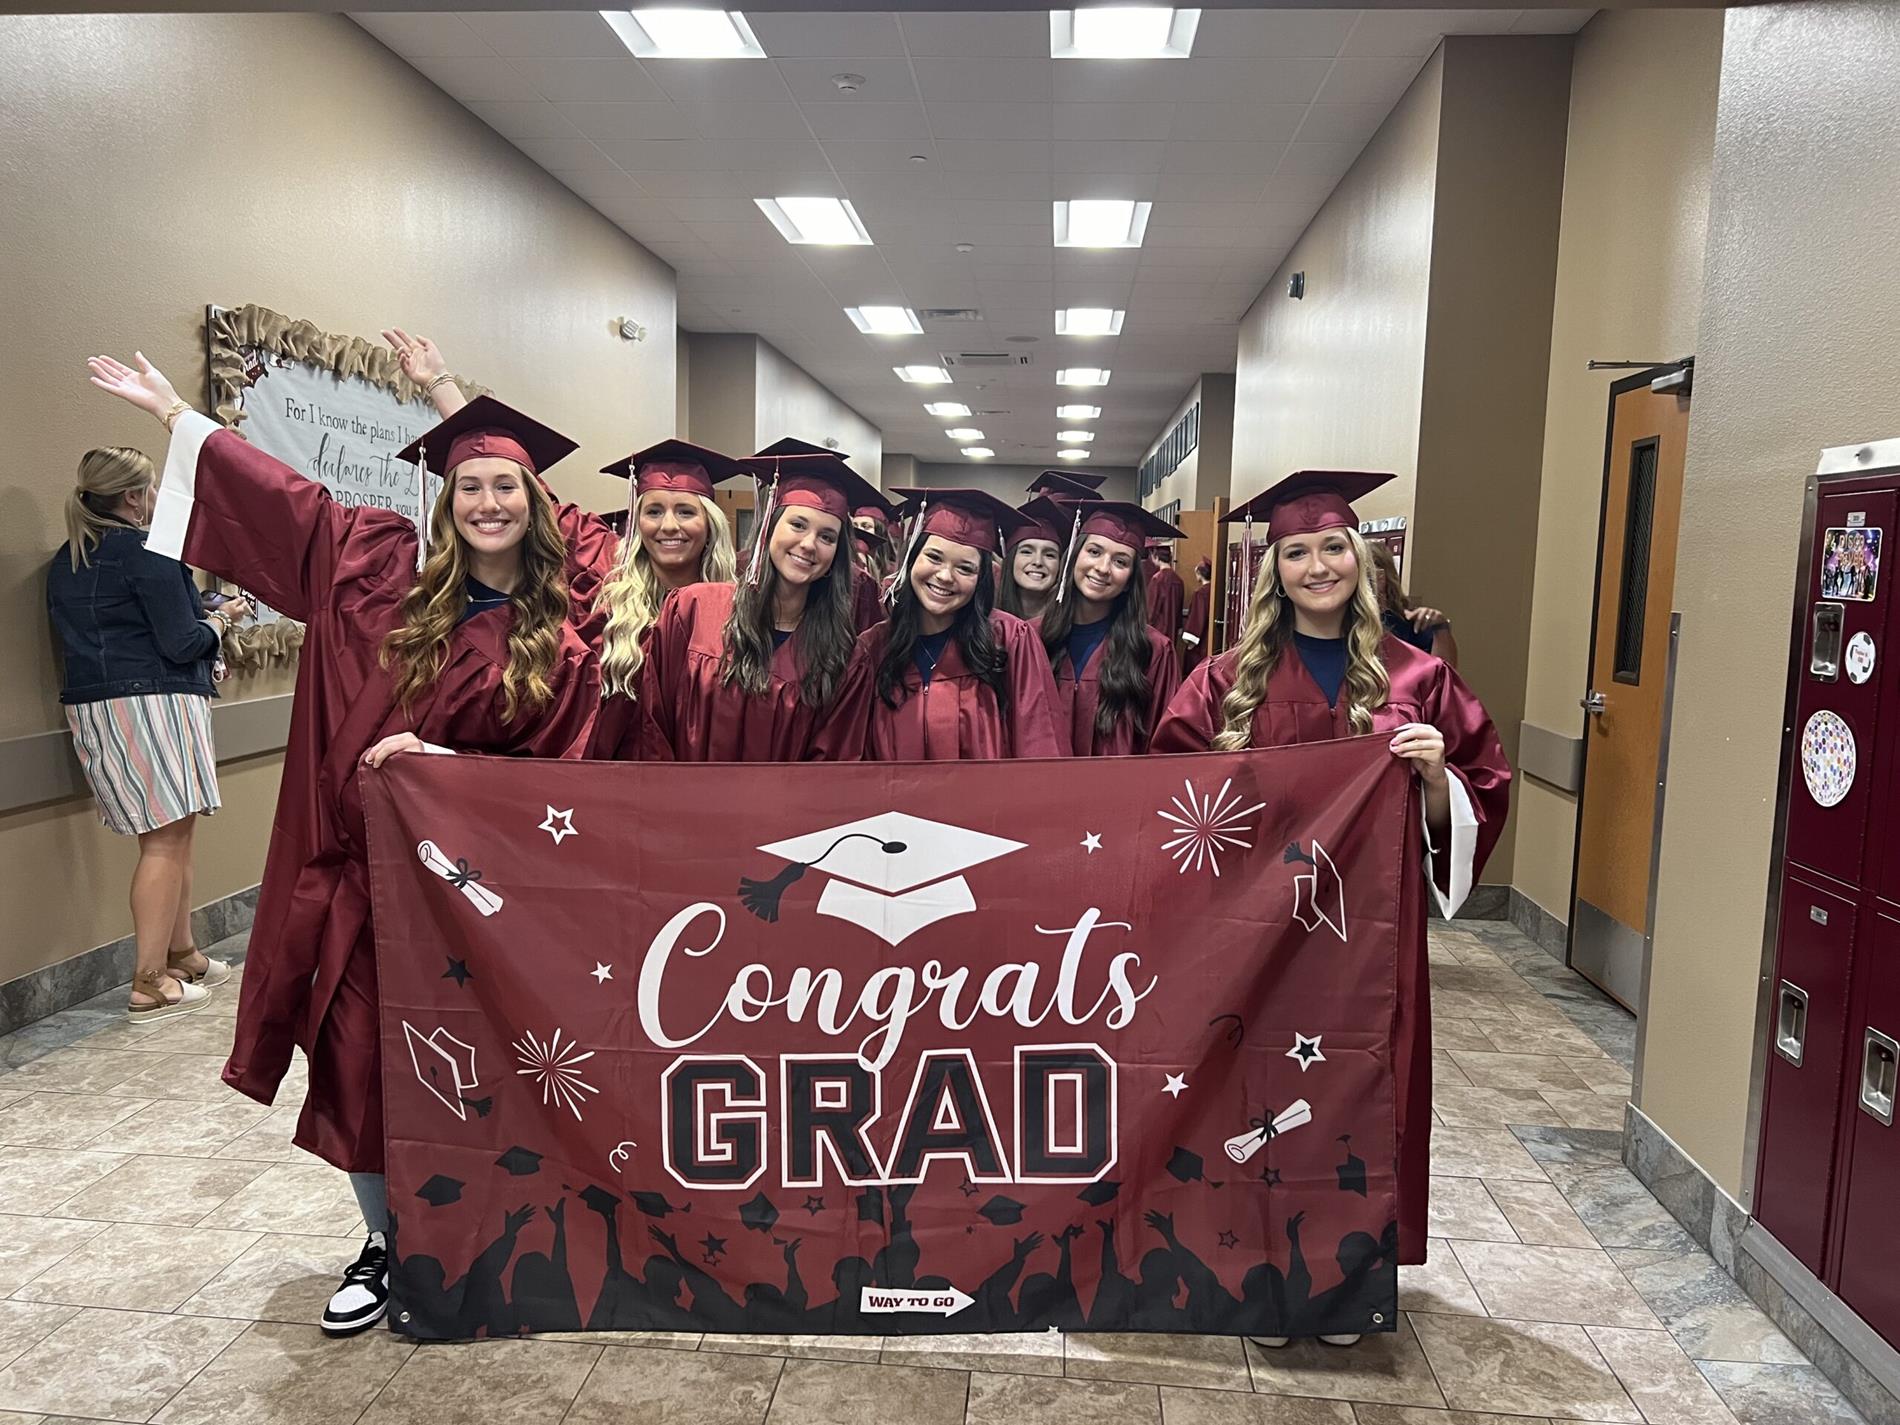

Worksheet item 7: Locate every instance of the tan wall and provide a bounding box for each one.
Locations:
[1642,0,1900,1199]
[0,13,676,983]
[1144,375,1237,515]
[1230,50,1444,526]
[912,464,1137,505]
[683,333,759,460]
[1407,35,1574,888]
[675,330,692,437]
[1513,10,1723,922]
[1145,380,1205,513]
[754,340,883,486]
[882,454,918,491]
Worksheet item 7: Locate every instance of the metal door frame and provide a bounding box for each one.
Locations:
[1565,364,1692,1012]
[1742,437,1900,1210]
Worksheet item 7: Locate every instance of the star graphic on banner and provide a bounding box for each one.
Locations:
[539,806,578,845]
[803,1194,825,1217]
[442,957,472,988]
[1286,1033,1326,1072]
[1081,832,1103,853]
[1162,1073,1189,1099]
[1217,1229,1238,1249]
[958,1183,980,1199]
[591,962,614,984]
[1264,1168,1283,1186]
[700,1233,726,1262]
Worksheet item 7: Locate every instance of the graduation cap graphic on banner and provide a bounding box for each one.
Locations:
[1286,841,1347,943]
[745,812,1025,946]
[404,1022,480,1121]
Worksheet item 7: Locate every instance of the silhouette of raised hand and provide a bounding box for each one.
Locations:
[1058,1223,1085,1245]
[504,1204,535,1234]
[1012,1231,1045,1263]
[546,1199,566,1228]
[1144,1210,1177,1243]
[650,1227,680,1256]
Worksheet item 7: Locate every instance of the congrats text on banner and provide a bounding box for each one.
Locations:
[364,742,1416,1340]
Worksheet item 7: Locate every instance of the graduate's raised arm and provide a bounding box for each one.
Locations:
[88,352,403,623]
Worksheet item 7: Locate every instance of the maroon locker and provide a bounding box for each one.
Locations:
[1832,910,1900,1348]
[1780,489,1895,889]
[1754,872,1860,1273]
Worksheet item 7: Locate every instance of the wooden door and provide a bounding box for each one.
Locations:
[1571,377,1690,1008]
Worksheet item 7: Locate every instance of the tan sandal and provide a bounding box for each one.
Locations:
[127,968,210,1023]
[167,946,233,989]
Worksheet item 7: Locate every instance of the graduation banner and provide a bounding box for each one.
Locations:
[364,740,1420,1341]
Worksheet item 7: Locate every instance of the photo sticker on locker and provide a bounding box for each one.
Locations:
[1820,526,1881,602]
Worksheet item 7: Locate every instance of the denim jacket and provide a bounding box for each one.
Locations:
[47,520,220,704]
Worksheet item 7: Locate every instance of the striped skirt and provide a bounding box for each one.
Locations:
[66,693,222,836]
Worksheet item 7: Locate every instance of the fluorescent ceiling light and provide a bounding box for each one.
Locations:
[895,365,953,385]
[845,305,922,335]
[1057,430,1094,443]
[1056,307,1125,336]
[602,9,767,59]
[1050,7,1200,60]
[924,402,972,418]
[1057,404,1101,420]
[1054,199,1153,249]
[1057,367,1111,387]
[944,427,984,440]
[1057,448,1093,461]
[962,447,995,459]
[755,196,873,246]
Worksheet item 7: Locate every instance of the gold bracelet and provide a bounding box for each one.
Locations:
[423,373,456,395]
[159,399,190,432]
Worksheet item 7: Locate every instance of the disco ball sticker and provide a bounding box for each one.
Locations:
[1846,631,1877,685]
[1801,710,1857,808]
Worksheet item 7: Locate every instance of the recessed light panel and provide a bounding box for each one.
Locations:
[845,305,923,335]
[603,9,767,58]
[962,447,995,459]
[1057,448,1094,461]
[944,427,985,440]
[924,402,973,418]
[1050,7,1200,60]
[1057,368,1111,387]
[1056,307,1126,336]
[1057,430,1094,443]
[1057,404,1102,420]
[895,365,953,385]
[1053,199,1153,249]
[755,196,873,246]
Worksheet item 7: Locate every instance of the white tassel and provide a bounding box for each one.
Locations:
[414,441,429,573]
[885,497,927,607]
[1054,505,1083,606]
[1239,514,1255,617]
[745,468,778,587]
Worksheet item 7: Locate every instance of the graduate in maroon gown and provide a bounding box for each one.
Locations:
[1000,479,1097,624]
[1032,499,1185,756]
[596,445,875,762]
[1182,556,1213,675]
[387,331,746,658]
[1151,471,1512,1335]
[1144,539,1186,667]
[87,354,599,1339]
[850,491,897,634]
[859,488,1064,760]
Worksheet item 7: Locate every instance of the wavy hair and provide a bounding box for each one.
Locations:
[1213,526,1389,749]
[998,539,1060,621]
[878,542,1008,712]
[719,505,857,709]
[380,463,571,722]
[1037,538,1154,741]
[597,495,736,698]
[66,447,153,569]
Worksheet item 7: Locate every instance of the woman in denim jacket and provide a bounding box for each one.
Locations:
[47,446,246,1021]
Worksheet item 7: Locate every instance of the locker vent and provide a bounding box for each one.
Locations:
[1614,437,1660,684]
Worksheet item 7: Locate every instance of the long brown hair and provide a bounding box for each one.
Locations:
[1213,527,1389,749]
[65,447,152,569]
[719,505,857,708]
[380,463,571,722]
[1037,537,1154,741]
[598,495,737,698]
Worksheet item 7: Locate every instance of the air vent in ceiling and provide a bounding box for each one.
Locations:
[975,409,1012,417]
[919,308,983,322]
[943,351,1032,368]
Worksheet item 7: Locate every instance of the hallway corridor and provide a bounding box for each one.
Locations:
[0,918,1864,1424]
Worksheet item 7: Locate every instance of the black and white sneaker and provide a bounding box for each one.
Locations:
[321,1232,389,1336]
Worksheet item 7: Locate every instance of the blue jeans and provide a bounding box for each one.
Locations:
[349,1171,389,1236]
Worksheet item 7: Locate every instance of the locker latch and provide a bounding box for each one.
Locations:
[1810,905,1829,926]
[1861,1027,1898,1127]
[1776,981,1809,1066]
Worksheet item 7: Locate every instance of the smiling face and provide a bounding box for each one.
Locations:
[767,504,842,587]
[851,514,883,539]
[1011,537,1061,593]
[449,457,533,555]
[909,534,983,632]
[637,491,709,577]
[1073,534,1138,607]
[1276,527,1360,619]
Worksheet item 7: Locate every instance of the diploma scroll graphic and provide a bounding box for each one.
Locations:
[1224,1099,1314,1164]
[417,840,504,916]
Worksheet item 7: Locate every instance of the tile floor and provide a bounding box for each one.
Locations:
[0,919,1867,1425]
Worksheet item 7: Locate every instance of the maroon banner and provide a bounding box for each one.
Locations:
[364,739,1416,1340]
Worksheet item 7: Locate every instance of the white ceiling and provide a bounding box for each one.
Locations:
[352,7,1593,466]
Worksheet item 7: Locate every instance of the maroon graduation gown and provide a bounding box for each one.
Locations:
[1146,563,1185,647]
[169,430,599,1174]
[859,611,1066,761]
[1152,636,1512,1264]
[1036,619,1182,757]
[598,581,870,762]
[1183,582,1211,675]
[852,556,887,634]
[548,502,621,649]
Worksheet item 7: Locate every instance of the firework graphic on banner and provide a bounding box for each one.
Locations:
[1157,778,1266,876]
[512,1027,599,1121]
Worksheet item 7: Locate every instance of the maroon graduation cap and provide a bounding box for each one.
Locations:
[887,487,1029,557]
[1221,470,1395,541]
[599,438,746,501]
[395,396,579,568]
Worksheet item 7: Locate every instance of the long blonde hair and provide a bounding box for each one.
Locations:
[597,494,736,697]
[1213,526,1390,749]
[380,463,571,722]
[66,447,153,569]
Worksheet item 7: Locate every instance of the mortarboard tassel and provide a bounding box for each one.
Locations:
[413,439,429,572]
[1054,505,1084,605]
[1239,514,1255,616]
[885,497,927,607]
[737,832,906,923]
[744,460,780,587]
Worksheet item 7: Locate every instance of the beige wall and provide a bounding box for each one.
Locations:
[1407,35,1574,888]
[1230,50,1443,528]
[682,332,883,484]
[1512,10,1723,922]
[912,463,1137,505]
[675,329,692,437]
[1141,375,1236,515]
[1641,0,1900,1199]
[0,13,676,983]
[883,454,919,491]
[683,332,760,462]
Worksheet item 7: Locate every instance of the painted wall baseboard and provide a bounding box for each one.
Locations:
[1508,886,1569,961]
[0,883,260,1037]
[1624,1103,1900,1424]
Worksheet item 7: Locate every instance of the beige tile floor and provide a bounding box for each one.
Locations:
[0,920,1868,1425]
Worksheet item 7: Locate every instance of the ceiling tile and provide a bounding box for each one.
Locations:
[1054,57,1332,106]
[935,140,1052,174]
[773,55,922,104]
[938,170,1052,202]
[1294,102,1395,146]
[1276,141,1364,180]
[1161,140,1287,177]
[508,136,620,177]
[641,57,791,103]
[673,102,808,140]
[456,10,620,59]
[507,56,663,104]
[1049,140,1168,175]
[1510,8,1597,35]
[745,11,909,57]
[1341,8,1519,58]
[628,170,749,198]
[349,12,489,59]
[912,56,1054,103]
[1168,102,1309,144]
[464,99,582,142]
[800,101,934,142]
[927,102,1055,142]
[825,139,946,173]
[1313,56,1432,106]
[1051,103,1177,143]
[1189,9,1361,58]
[404,54,542,103]
[596,138,722,174]
[555,101,697,142]
[898,11,1051,57]
[1158,169,1266,202]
